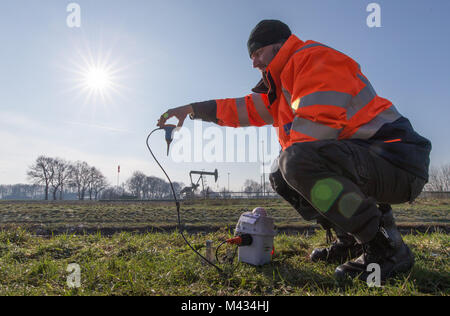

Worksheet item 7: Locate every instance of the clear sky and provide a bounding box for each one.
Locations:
[0,0,449,191]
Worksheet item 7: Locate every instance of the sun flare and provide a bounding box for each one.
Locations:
[84,67,112,91]
[62,43,129,107]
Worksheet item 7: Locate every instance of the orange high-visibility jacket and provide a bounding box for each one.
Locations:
[190,34,431,180]
[217,34,402,149]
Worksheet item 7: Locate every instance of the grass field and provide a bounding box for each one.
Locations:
[0,198,448,296]
[0,229,448,296]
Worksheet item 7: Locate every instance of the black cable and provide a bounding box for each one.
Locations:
[215,239,240,277]
[146,128,225,274]
[215,240,228,264]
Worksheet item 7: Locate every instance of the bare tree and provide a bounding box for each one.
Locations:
[25,156,111,200]
[145,176,165,199]
[127,171,147,199]
[69,161,91,200]
[124,172,183,200]
[443,164,450,191]
[100,186,124,200]
[27,156,54,200]
[426,164,450,192]
[87,167,108,200]
[48,158,72,200]
[244,179,262,194]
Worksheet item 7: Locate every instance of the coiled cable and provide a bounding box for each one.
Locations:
[146,128,226,274]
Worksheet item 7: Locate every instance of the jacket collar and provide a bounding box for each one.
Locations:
[266,34,305,80]
[252,34,305,93]
[252,78,269,94]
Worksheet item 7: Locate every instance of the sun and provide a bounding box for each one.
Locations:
[84,66,112,92]
[61,42,129,107]
[75,61,120,105]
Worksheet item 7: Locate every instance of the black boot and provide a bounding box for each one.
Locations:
[310,221,363,263]
[334,208,415,282]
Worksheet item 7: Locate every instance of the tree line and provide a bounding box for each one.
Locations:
[8,155,184,201]
[125,171,183,200]
[2,157,449,201]
[424,163,450,192]
[243,179,274,195]
[26,156,108,201]
[0,184,55,200]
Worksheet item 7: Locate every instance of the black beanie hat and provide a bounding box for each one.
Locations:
[247,20,292,57]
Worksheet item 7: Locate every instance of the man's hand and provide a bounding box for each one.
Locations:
[157,104,193,128]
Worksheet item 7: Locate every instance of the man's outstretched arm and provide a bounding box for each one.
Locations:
[157,94,273,128]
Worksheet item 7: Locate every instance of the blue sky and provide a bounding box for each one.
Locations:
[0,0,449,190]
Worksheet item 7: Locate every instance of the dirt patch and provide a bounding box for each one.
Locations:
[2,223,448,237]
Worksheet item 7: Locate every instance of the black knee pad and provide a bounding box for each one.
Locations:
[278,143,318,182]
[269,165,321,222]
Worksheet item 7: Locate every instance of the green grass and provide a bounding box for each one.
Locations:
[0,228,448,296]
[0,198,448,295]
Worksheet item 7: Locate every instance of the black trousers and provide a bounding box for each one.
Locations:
[270,140,426,243]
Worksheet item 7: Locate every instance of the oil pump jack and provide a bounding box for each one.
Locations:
[180,169,219,199]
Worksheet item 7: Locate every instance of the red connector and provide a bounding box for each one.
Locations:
[227,236,243,245]
[226,234,253,246]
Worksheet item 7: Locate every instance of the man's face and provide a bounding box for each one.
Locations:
[251,43,281,73]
